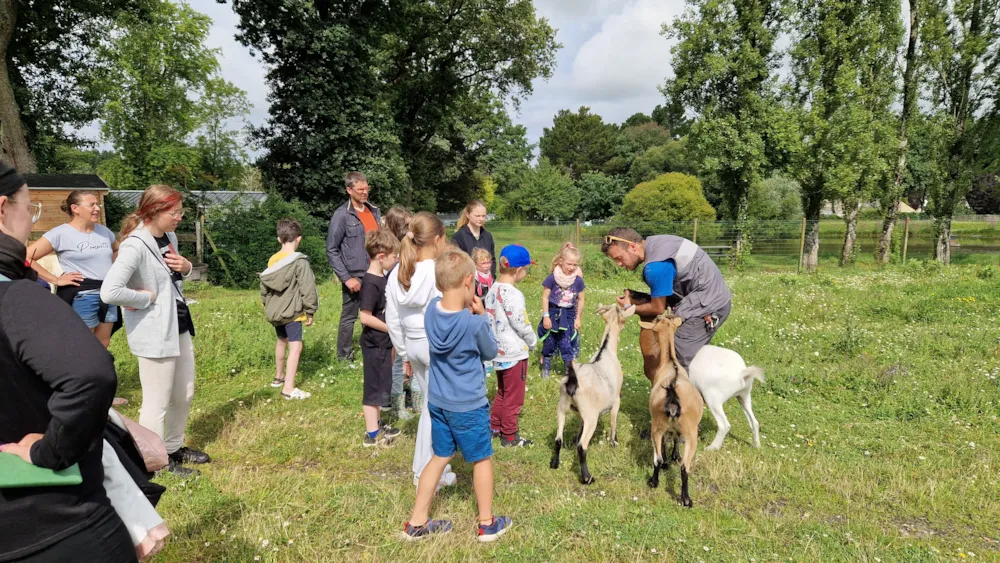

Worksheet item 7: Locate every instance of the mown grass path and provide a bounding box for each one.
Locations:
[110,261,1000,561]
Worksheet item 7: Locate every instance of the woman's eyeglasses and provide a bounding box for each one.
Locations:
[9,199,42,224]
[167,210,184,220]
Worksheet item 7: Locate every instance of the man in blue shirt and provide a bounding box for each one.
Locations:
[601,227,732,371]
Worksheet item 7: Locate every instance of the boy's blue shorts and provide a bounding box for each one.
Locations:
[275,321,303,342]
[429,403,493,463]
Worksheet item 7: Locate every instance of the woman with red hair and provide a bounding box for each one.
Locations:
[101,185,209,477]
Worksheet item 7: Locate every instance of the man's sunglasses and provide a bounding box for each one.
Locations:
[604,235,634,245]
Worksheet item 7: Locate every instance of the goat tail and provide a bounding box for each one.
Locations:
[563,361,579,397]
[742,366,765,385]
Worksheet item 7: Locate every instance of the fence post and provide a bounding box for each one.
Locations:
[797,217,807,274]
[195,214,204,265]
[902,216,910,264]
[692,218,698,244]
[575,219,581,247]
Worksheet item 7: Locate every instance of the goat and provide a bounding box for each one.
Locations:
[549,303,634,485]
[641,314,704,507]
[633,295,764,450]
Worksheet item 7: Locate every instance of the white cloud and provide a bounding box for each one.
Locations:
[570,0,683,102]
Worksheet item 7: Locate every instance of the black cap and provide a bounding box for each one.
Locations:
[0,163,26,198]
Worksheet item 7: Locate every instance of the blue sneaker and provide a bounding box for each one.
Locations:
[402,519,453,541]
[477,515,512,543]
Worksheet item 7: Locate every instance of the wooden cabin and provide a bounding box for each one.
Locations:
[23,174,110,235]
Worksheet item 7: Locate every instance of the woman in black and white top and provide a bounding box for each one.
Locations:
[0,163,136,562]
[101,184,209,477]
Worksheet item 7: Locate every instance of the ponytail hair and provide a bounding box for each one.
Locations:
[120,184,183,239]
[398,211,445,291]
[551,242,581,272]
[456,199,486,231]
[60,190,98,217]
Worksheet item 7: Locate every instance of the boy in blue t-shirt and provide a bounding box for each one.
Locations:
[402,248,512,543]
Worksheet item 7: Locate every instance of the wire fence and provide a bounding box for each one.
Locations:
[485,217,1000,272]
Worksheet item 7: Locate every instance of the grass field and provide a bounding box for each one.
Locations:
[109,255,1000,561]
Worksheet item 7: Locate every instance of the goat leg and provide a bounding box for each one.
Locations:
[669,438,680,466]
[578,444,594,485]
[679,428,698,508]
[578,413,599,485]
[679,465,692,507]
[550,437,562,469]
[551,398,568,469]
[608,396,621,447]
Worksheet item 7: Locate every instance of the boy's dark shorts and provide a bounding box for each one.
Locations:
[362,345,393,408]
[275,321,303,342]
[429,403,493,463]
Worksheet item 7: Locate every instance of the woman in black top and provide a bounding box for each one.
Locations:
[451,200,496,277]
[0,164,136,563]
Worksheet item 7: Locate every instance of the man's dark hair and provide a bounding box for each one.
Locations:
[345,171,368,189]
[601,227,643,254]
[277,218,302,243]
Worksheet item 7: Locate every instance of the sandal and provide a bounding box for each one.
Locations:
[270,378,285,388]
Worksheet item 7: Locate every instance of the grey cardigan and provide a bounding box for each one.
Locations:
[101,224,190,359]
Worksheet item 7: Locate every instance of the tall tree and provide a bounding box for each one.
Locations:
[788,0,900,270]
[876,0,922,264]
[95,0,249,190]
[0,0,150,172]
[920,0,999,263]
[665,0,788,256]
[227,0,557,213]
[539,106,618,179]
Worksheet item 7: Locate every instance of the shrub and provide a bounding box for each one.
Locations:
[203,196,332,288]
[576,172,627,221]
[617,172,716,223]
[750,174,803,220]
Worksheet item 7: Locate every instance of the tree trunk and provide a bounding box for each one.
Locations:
[733,187,751,257]
[0,0,37,172]
[876,0,919,265]
[841,200,861,266]
[801,188,823,272]
[934,217,951,264]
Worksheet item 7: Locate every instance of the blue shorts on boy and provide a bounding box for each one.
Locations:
[424,298,499,461]
[274,321,303,342]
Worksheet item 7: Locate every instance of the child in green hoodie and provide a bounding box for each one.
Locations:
[260,219,319,400]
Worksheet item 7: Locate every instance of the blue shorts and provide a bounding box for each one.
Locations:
[429,404,493,463]
[72,291,118,329]
[275,321,303,342]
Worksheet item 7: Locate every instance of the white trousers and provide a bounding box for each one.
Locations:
[407,337,433,479]
[137,332,195,454]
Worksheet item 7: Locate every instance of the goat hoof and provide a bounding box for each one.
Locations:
[609,439,619,448]
[705,444,722,452]
[660,460,670,469]
[581,475,595,485]
[681,497,693,508]
[647,477,659,489]
[549,459,560,470]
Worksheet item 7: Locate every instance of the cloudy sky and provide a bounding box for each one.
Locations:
[197,0,686,152]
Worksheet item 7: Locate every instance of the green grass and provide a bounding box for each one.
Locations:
[109,260,1000,562]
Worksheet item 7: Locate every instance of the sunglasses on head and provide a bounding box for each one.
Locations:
[604,235,634,245]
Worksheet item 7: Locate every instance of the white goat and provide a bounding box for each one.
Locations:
[549,303,634,484]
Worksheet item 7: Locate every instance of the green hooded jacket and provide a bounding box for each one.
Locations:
[259,252,319,326]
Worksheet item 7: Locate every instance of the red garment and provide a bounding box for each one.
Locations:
[490,359,527,439]
[356,205,378,232]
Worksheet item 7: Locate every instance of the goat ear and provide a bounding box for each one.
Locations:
[672,317,683,328]
[638,321,653,330]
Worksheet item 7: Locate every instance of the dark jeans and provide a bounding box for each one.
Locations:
[20,506,137,563]
[337,279,362,361]
[674,301,732,369]
[490,359,528,439]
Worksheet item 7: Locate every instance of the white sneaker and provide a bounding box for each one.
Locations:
[282,388,311,400]
[440,471,457,487]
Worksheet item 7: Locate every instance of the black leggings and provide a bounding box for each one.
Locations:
[20,506,136,563]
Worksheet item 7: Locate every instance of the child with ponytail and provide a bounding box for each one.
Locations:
[537,243,585,379]
[385,212,457,489]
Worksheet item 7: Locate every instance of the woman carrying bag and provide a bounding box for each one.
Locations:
[101,184,210,477]
[0,163,136,562]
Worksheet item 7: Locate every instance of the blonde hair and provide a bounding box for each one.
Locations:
[365,229,399,259]
[551,242,582,272]
[435,247,476,292]
[471,247,491,265]
[456,199,486,231]
[398,211,445,291]
[120,184,183,239]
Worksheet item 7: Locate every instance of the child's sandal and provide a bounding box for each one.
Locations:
[271,378,285,388]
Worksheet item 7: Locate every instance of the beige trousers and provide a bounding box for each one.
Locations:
[137,332,195,454]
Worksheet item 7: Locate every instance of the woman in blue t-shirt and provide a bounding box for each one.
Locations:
[27,191,120,348]
[537,243,586,378]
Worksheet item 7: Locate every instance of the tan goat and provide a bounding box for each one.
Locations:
[549,303,634,484]
[641,314,704,507]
